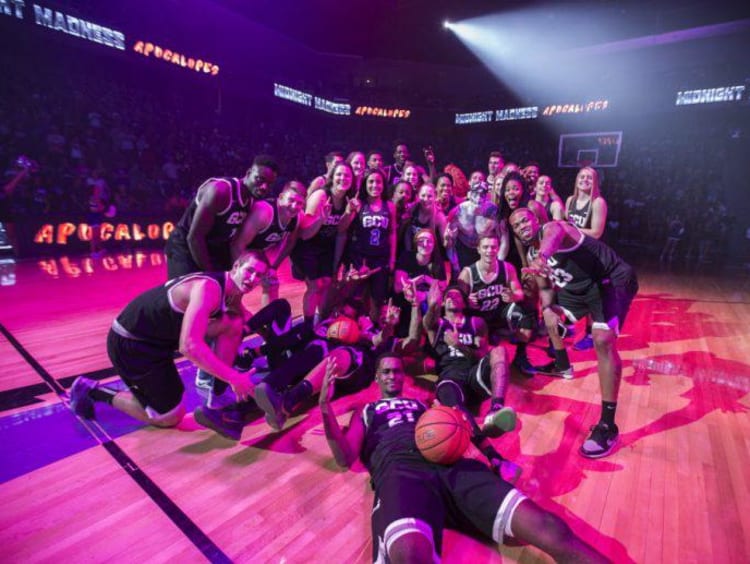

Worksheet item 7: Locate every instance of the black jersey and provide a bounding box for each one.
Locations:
[566,198,592,229]
[466,262,508,320]
[115,272,226,347]
[542,225,634,294]
[174,177,251,247]
[433,315,480,374]
[350,201,391,257]
[402,208,432,252]
[360,397,428,483]
[245,200,298,251]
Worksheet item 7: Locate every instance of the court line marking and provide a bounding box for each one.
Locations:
[0,322,232,564]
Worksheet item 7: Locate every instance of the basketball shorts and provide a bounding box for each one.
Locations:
[479,300,537,334]
[371,458,526,562]
[165,229,232,279]
[348,253,391,303]
[291,245,336,281]
[438,354,493,406]
[557,275,638,334]
[106,329,183,414]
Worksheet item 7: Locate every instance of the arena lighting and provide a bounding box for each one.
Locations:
[444,7,748,113]
[443,20,451,30]
[354,106,411,118]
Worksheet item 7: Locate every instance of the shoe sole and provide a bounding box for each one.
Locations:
[579,435,619,458]
[482,408,517,438]
[254,384,285,431]
[535,368,574,380]
[194,408,241,441]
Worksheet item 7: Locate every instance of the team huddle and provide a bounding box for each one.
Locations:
[69,142,635,562]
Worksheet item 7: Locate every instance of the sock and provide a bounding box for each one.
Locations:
[554,348,571,370]
[490,397,505,412]
[89,385,117,405]
[514,342,527,362]
[601,401,617,427]
[283,380,313,413]
[476,440,503,465]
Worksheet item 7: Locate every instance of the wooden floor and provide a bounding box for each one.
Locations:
[1,249,749,563]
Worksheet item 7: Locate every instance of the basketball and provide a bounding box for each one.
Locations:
[326,316,360,345]
[415,405,471,465]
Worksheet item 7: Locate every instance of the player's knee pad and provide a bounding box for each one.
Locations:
[436,379,464,407]
[146,402,185,428]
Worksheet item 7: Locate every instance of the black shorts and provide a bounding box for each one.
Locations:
[165,230,232,279]
[106,329,183,414]
[291,246,336,281]
[371,458,526,561]
[557,275,638,334]
[347,253,391,303]
[478,300,537,334]
[438,354,493,406]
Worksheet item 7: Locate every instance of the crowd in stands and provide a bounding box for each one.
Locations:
[0,48,740,264]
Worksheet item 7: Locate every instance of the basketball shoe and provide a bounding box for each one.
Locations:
[69,376,97,419]
[482,406,517,438]
[580,422,619,458]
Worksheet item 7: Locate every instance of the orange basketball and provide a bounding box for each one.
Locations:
[415,405,471,464]
[326,316,361,345]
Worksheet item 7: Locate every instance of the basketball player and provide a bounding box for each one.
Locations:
[510,208,638,458]
[423,282,516,452]
[486,150,504,187]
[68,252,268,428]
[165,155,278,278]
[320,352,608,563]
[457,233,537,375]
[231,181,306,306]
[197,296,420,439]
[308,151,344,195]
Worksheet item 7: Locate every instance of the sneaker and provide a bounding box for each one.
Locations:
[254,382,288,431]
[535,361,574,379]
[490,458,522,485]
[580,422,619,458]
[69,376,96,419]
[234,348,259,372]
[511,356,537,378]
[573,334,594,351]
[195,370,214,390]
[482,406,517,438]
[194,406,244,441]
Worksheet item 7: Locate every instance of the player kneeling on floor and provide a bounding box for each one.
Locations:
[68,252,266,428]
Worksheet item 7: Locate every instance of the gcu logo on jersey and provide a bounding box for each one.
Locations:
[362,215,389,228]
[374,398,421,413]
[324,214,342,226]
[226,211,247,225]
[476,284,504,299]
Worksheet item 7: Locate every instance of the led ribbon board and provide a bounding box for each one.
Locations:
[542,100,609,117]
[133,41,219,76]
[354,106,411,118]
[32,3,125,50]
[675,85,746,106]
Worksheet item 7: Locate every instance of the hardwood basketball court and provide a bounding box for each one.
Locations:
[1,250,748,562]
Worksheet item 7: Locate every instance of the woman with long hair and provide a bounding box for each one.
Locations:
[291,161,359,325]
[534,175,565,221]
[565,166,607,239]
[345,168,397,322]
[346,151,366,198]
[398,183,448,254]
